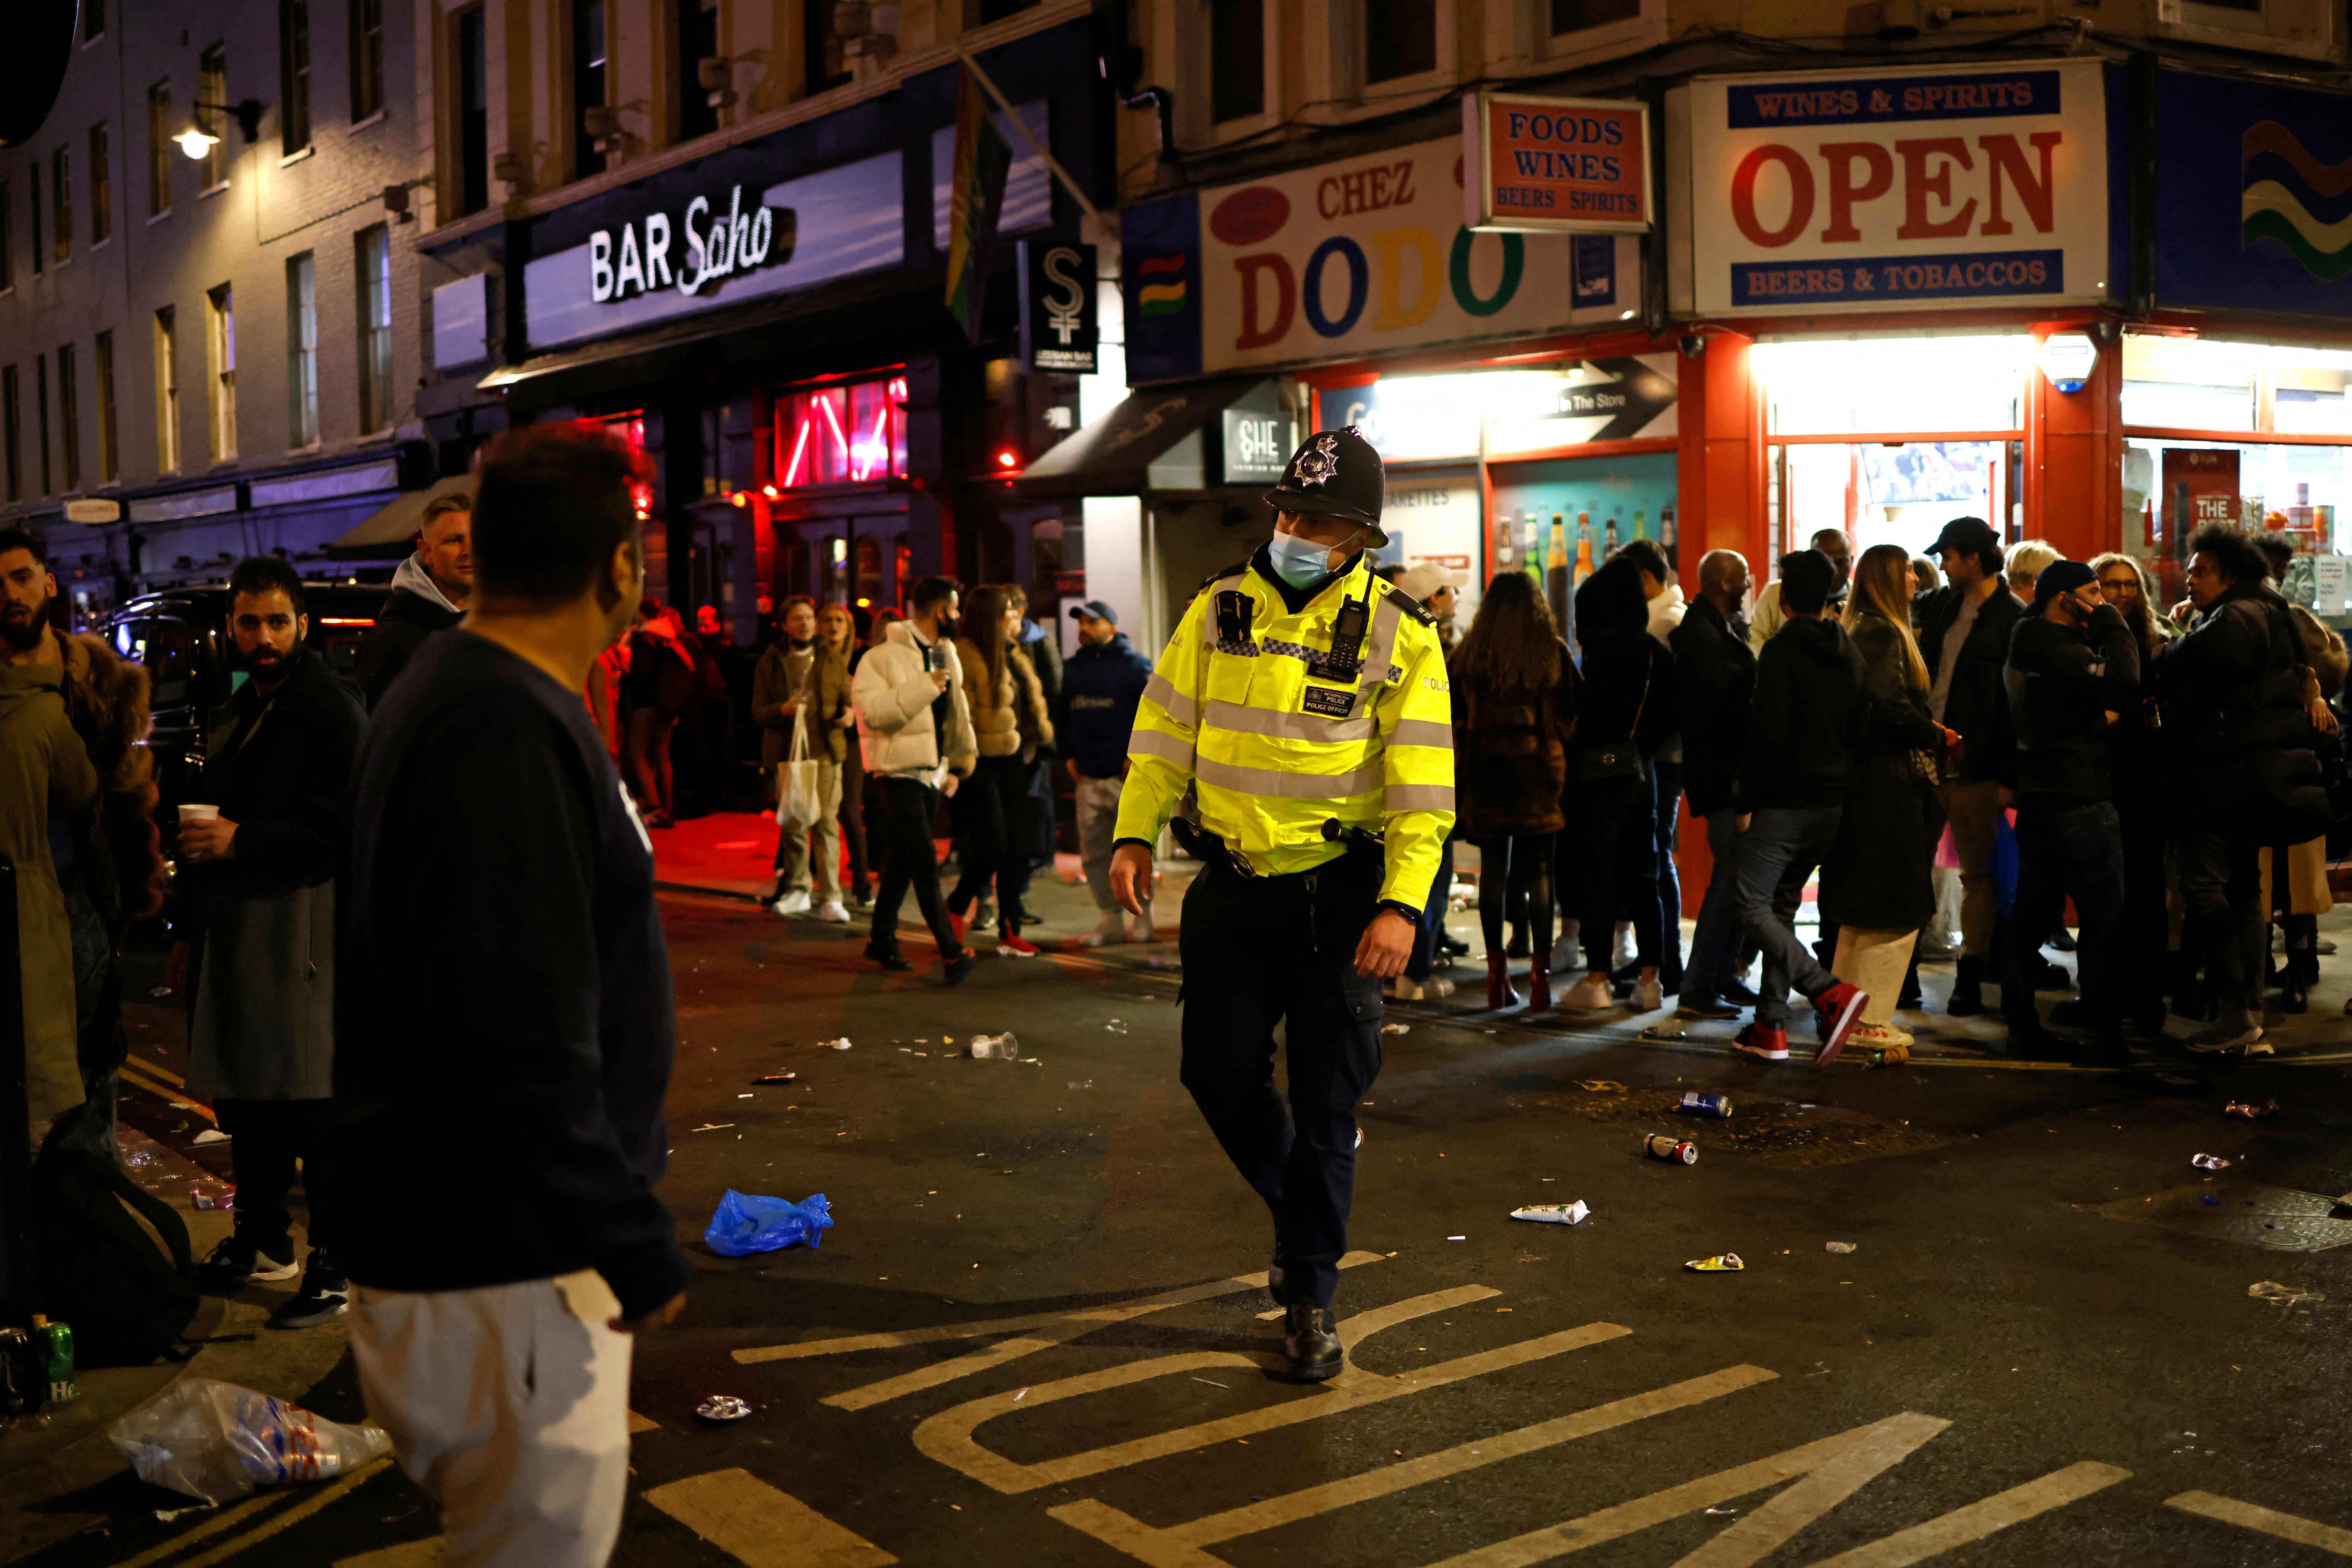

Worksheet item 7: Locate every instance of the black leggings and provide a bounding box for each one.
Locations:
[1477,834,1554,965]
[946,754,1034,935]
[1578,772,1663,976]
[871,776,961,956]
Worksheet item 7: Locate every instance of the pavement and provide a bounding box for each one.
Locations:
[8,810,2352,1566]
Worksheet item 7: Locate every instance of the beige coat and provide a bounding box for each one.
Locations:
[0,663,98,1132]
[953,639,1054,762]
[852,622,978,786]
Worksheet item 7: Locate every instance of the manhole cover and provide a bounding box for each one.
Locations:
[2094,1182,2352,1253]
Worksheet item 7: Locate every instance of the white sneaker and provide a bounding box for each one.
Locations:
[1549,934,1582,973]
[1557,975,1615,1013]
[1426,975,1456,998]
[815,901,850,924]
[1611,922,1637,973]
[771,890,812,916]
[1392,977,1428,1001]
[1081,913,1126,948]
[975,899,998,930]
[1631,976,1664,1012]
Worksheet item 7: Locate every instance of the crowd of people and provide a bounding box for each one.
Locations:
[1441,515,2344,1065]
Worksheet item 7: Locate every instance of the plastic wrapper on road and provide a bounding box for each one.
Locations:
[705,1190,834,1256]
[107,1377,392,1502]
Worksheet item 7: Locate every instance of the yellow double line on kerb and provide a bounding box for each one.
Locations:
[112,1457,390,1568]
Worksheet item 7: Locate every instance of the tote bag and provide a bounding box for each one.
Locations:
[775,689,823,828]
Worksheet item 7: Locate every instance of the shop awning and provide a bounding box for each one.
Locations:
[1014,378,1269,499]
[326,475,476,559]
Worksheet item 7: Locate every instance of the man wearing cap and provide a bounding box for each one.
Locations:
[1918,516,2023,1016]
[1999,558,2138,1063]
[1108,427,1455,1383]
[1060,599,1155,945]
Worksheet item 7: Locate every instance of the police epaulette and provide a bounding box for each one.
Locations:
[1198,560,1251,593]
[1382,585,1438,627]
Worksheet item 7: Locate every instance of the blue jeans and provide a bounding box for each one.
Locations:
[1729,805,1842,1026]
[2004,799,2125,1028]
[1405,837,1456,982]
[1681,810,1745,1004]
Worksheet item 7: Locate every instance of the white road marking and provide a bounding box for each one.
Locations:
[644,1468,896,1567]
[2168,1490,2352,1554]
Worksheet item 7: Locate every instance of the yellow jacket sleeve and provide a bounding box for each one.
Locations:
[1374,613,1457,908]
[1112,590,1208,846]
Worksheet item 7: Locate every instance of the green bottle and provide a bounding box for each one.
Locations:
[31,1317,73,1405]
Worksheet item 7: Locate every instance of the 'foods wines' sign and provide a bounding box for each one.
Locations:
[1465,93,1651,234]
[1678,60,2110,317]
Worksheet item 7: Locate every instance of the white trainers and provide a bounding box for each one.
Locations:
[1557,974,1615,1013]
[1549,934,1582,973]
[1426,975,1456,998]
[1611,921,1637,973]
[1081,913,1126,948]
[770,890,812,916]
[1631,976,1664,1012]
[815,901,849,924]
[1392,977,1428,1001]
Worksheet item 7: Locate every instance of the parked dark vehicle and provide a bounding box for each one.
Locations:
[104,582,389,824]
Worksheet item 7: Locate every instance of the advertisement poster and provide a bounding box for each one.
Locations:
[1489,451,1681,648]
[1681,60,2111,317]
[2156,73,2352,317]
[1123,136,1638,383]
[2162,448,2242,575]
[1384,472,1487,624]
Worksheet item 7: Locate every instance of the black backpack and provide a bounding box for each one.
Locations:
[32,1146,199,1368]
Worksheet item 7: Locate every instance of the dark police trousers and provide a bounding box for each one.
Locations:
[1178,850,1384,1310]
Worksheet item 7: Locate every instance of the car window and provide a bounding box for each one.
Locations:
[142,620,204,708]
[110,618,150,665]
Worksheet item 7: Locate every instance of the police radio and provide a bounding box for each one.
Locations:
[1310,581,1372,682]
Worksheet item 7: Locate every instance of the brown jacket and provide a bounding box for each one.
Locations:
[53,628,163,928]
[1451,643,1579,839]
[953,639,1054,762]
[752,640,851,767]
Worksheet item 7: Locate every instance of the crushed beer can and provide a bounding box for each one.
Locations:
[1509,1201,1591,1226]
[2192,1153,2232,1171]
[191,1187,234,1211]
[1861,1044,1910,1067]
[1643,1134,1698,1165]
[1679,1092,1733,1118]
[2224,1099,2279,1119]
[695,1396,755,1422]
[1685,1253,1745,1272]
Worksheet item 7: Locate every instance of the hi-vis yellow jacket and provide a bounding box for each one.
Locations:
[1113,549,1456,909]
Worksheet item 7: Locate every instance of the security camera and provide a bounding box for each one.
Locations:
[1680,334,1706,359]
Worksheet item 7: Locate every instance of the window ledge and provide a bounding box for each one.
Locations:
[281,145,316,167]
[148,208,173,226]
[287,441,322,456]
[91,236,112,251]
[200,181,230,200]
[349,110,387,135]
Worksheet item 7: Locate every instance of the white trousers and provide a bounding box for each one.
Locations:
[348,1272,634,1568]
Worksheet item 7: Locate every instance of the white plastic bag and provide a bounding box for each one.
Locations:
[775,691,821,828]
[108,1377,393,1502]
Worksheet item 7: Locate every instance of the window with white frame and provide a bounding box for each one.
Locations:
[206,284,236,460]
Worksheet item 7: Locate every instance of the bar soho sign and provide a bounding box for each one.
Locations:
[589,185,796,304]
[1679,59,2110,316]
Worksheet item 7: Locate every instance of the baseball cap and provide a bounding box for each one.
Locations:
[1928,516,2001,561]
[2030,558,2096,611]
[1394,562,1468,603]
[1067,599,1118,625]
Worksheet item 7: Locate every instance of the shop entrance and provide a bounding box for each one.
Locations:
[1769,439,2025,564]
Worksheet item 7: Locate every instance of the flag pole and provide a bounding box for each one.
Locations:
[951,45,1100,224]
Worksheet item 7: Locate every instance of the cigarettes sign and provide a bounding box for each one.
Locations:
[1464,93,1651,234]
[1678,60,2110,317]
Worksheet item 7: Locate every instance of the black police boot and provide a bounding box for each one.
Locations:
[1280,1304,1344,1383]
[1948,957,1985,1017]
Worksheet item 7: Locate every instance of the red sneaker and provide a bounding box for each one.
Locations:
[1731,1023,1788,1062]
[997,933,1041,958]
[1812,981,1869,1066]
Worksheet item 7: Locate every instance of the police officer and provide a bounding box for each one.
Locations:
[1108,427,1455,1382]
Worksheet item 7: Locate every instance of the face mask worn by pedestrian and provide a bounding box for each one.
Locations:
[1268,529,1345,589]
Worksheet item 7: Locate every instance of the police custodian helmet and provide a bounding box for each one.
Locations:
[1262,427,1388,547]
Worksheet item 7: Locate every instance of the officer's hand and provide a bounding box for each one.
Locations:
[1109,843,1153,915]
[1354,911,1416,979]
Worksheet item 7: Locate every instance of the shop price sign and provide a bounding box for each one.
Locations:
[1465,92,1651,234]
[1681,60,2110,317]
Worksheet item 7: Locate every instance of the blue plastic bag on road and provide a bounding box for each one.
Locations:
[704,1190,834,1256]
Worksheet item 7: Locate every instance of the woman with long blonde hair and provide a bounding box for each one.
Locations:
[1820,543,1955,1048]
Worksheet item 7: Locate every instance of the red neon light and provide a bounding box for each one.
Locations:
[783,419,811,487]
[317,617,377,626]
[853,398,891,483]
[817,392,851,471]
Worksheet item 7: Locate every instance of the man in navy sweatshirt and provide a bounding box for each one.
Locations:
[1060,599,1155,944]
[335,424,687,1567]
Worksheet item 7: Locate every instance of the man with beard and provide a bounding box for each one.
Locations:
[0,528,101,1142]
[0,527,163,1157]
[173,557,365,1329]
[356,493,472,707]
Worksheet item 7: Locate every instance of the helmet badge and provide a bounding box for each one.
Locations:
[1293,432,1341,489]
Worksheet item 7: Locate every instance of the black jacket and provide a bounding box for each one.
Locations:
[1917,581,2022,783]
[1572,558,1676,766]
[2155,580,2320,813]
[187,646,364,916]
[335,631,690,1320]
[2002,604,2140,806]
[355,588,463,708]
[1823,615,1944,929]
[1669,595,1755,818]
[1735,614,1864,812]
[1059,632,1153,779]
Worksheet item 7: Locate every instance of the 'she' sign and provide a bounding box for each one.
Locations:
[1684,61,2109,316]
[1465,93,1651,234]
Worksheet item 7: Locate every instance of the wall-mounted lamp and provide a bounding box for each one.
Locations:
[176,98,264,159]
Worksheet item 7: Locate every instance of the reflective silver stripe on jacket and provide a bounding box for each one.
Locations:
[1128,728,1194,764]
[1204,699,1378,744]
[1196,754,1386,800]
[1385,782,1456,811]
[1143,672,1198,727]
[1387,717,1454,750]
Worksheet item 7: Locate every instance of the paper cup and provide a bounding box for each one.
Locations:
[178,804,220,824]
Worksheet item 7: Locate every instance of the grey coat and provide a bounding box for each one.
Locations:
[188,881,336,1100]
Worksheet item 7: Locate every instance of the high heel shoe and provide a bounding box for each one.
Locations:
[1526,965,1552,1012]
[1486,956,1522,1011]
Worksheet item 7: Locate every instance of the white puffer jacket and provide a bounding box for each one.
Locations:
[852,621,978,787]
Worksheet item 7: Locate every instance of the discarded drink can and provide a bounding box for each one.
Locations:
[1679,1092,1733,1118]
[1643,1134,1698,1165]
[31,1317,73,1406]
[2191,1153,2232,1170]
[1861,1044,1910,1068]
[2224,1099,2278,1119]
[1685,1253,1745,1272]
[191,1187,234,1211]
[1509,1201,1591,1226]
[696,1396,755,1422]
